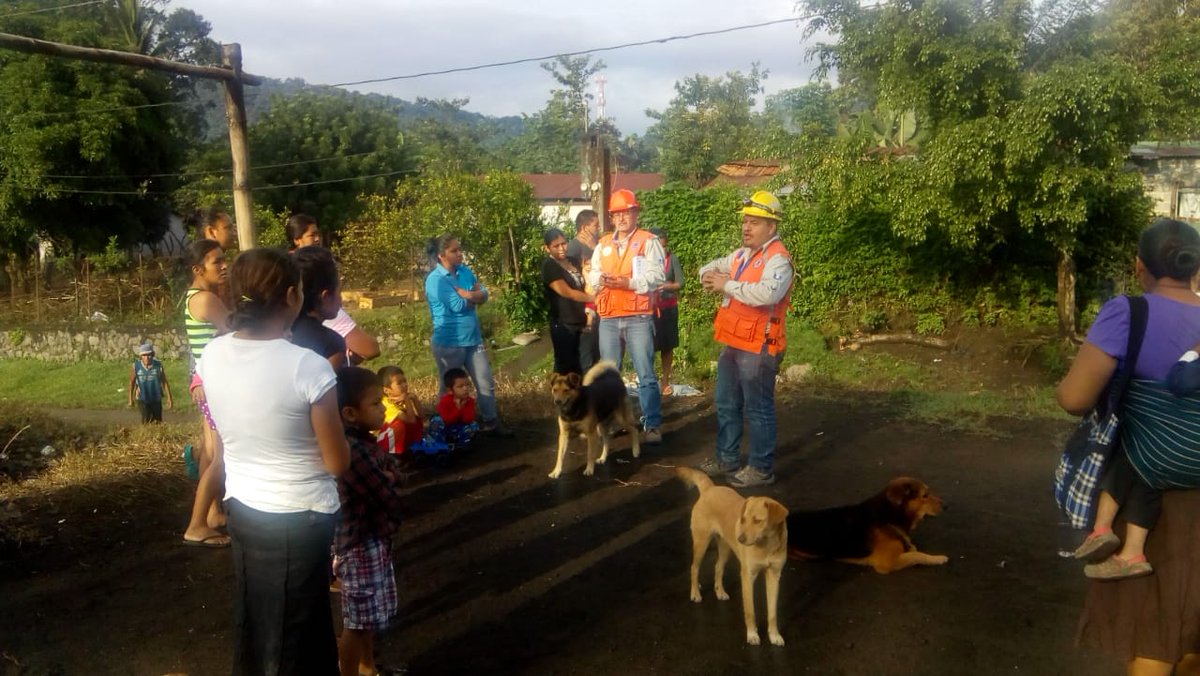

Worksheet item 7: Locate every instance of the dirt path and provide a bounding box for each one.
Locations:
[0,390,1117,675]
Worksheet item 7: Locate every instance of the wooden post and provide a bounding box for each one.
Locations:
[222,44,256,250]
[599,143,612,234]
[586,133,614,233]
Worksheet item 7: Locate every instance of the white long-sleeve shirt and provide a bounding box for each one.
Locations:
[698,235,794,308]
[586,228,666,296]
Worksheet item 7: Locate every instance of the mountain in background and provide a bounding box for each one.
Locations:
[192,77,524,146]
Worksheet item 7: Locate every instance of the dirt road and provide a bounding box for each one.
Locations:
[0,391,1116,675]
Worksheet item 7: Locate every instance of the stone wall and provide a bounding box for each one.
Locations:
[0,326,189,362]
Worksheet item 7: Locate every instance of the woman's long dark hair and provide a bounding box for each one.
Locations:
[227,248,301,332]
[285,213,319,251]
[1139,217,1200,282]
[185,239,222,275]
[426,234,459,269]
[292,246,339,314]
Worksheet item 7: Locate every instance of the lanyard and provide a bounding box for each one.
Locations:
[734,250,756,280]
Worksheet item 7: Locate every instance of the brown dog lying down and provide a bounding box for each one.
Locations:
[547,361,640,479]
[677,467,789,646]
[786,477,947,574]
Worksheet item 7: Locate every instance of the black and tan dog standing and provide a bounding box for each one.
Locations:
[547,361,641,479]
[786,477,948,574]
[677,467,789,646]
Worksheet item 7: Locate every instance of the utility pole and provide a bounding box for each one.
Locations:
[0,32,263,248]
[222,44,255,249]
[584,132,612,233]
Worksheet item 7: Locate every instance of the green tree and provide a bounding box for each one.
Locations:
[0,0,215,254]
[645,64,767,186]
[499,56,606,173]
[800,0,1150,337]
[178,90,416,237]
[402,97,495,173]
[335,171,544,328]
[1099,0,1200,139]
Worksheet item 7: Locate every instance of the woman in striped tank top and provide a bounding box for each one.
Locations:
[183,239,233,547]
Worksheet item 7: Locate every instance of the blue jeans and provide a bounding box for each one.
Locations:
[432,344,498,425]
[715,345,782,473]
[598,314,661,429]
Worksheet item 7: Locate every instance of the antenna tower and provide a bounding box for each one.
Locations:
[596,75,607,120]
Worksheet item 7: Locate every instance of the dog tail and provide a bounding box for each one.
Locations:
[676,466,715,493]
[582,360,620,386]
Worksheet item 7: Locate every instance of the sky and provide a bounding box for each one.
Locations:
[176,0,826,134]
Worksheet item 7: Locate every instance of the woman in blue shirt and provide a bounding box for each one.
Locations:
[424,234,512,436]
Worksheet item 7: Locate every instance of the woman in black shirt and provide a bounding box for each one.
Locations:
[541,228,594,376]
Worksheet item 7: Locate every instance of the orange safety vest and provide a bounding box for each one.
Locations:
[713,239,792,356]
[595,228,657,318]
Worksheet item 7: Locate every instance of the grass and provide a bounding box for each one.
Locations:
[0,358,195,411]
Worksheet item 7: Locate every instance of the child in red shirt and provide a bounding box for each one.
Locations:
[429,367,478,447]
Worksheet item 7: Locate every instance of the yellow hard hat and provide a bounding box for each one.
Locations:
[742,191,783,221]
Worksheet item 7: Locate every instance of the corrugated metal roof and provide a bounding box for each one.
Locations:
[522,173,665,201]
[1131,142,1200,159]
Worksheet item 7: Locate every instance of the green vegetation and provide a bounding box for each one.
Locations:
[0,358,194,411]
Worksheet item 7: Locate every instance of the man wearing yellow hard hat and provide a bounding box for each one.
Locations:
[697,190,793,487]
[586,188,667,444]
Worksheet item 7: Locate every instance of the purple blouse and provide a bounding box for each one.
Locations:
[1086,293,1200,381]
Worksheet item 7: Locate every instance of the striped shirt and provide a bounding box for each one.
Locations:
[184,288,218,368]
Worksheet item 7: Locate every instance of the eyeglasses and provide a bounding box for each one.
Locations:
[743,198,782,219]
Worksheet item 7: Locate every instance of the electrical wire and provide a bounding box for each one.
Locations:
[0,0,106,20]
[40,150,389,180]
[327,16,809,88]
[8,167,420,196]
[3,15,817,120]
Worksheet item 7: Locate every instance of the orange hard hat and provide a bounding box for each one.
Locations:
[608,188,640,213]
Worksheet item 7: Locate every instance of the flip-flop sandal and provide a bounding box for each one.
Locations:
[182,534,231,548]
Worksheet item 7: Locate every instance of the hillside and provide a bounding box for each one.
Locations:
[191,77,524,144]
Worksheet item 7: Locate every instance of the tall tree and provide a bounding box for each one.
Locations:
[645,64,767,186]
[801,0,1149,337]
[178,90,415,238]
[499,55,606,173]
[401,97,495,173]
[1099,0,1200,139]
[0,0,216,254]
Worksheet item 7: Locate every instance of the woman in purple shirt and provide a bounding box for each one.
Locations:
[424,234,512,437]
[1058,217,1200,675]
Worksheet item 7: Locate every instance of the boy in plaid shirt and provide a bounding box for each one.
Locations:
[334,367,404,676]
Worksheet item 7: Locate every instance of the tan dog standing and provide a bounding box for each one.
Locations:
[677,467,789,646]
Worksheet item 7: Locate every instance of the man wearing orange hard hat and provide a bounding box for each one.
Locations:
[697,191,793,487]
[586,188,667,444]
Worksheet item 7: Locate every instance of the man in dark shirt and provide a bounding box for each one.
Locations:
[566,209,599,267]
[567,209,600,371]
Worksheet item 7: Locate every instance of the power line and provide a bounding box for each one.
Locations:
[3,15,815,122]
[9,167,420,196]
[14,100,195,119]
[254,169,418,191]
[0,0,106,20]
[40,150,389,180]
[327,16,809,88]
